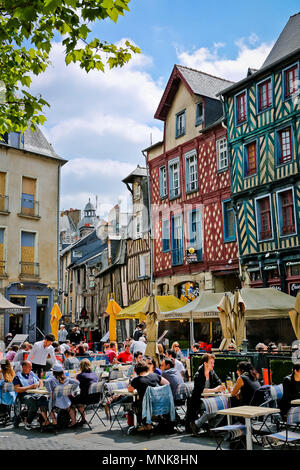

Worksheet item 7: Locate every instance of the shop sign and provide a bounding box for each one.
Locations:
[186,247,198,263]
[289,283,300,296]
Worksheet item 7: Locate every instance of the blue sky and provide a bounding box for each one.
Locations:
[29,0,300,217]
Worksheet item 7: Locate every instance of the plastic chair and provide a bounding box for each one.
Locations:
[0,382,15,426]
[142,384,176,430]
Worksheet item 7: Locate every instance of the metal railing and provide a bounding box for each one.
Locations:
[19,197,40,217]
[19,261,40,278]
[0,195,9,212]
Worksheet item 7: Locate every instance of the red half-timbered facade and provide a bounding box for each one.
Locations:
[145,65,240,303]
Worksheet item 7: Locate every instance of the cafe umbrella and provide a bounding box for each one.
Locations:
[289,292,300,340]
[142,295,160,364]
[231,289,246,349]
[50,303,62,341]
[106,297,122,343]
[217,293,235,350]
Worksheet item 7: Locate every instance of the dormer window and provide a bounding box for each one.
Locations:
[176,110,185,138]
[283,63,299,100]
[195,101,203,126]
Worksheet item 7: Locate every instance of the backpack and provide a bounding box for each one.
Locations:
[56,409,71,429]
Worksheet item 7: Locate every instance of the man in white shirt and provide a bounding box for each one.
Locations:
[57,325,68,344]
[27,334,58,377]
[129,336,147,356]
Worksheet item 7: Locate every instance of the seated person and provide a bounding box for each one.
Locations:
[160,357,184,401]
[230,361,260,406]
[116,344,133,364]
[128,360,169,430]
[13,360,50,430]
[105,342,118,364]
[70,359,99,426]
[145,356,161,376]
[5,345,19,362]
[75,344,91,358]
[130,337,147,356]
[44,364,79,428]
[171,342,184,360]
[0,359,17,409]
[191,343,200,353]
[188,353,225,435]
[64,350,80,370]
[165,349,185,379]
[279,363,300,419]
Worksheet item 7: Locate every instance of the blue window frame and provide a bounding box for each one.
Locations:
[162,218,170,252]
[275,125,293,166]
[185,150,198,193]
[222,199,236,242]
[171,214,184,266]
[234,89,248,126]
[255,194,273,242]
[276,187,297,237]
[168,158,180,199]
[188,209,202,261]
[175,110,185,138]
[282,62,299,101]
[159,165,167,198]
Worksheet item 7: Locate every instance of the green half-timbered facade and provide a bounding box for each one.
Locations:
[220,13,300,296]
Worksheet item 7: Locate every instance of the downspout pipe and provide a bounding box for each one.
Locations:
[57,164,61,308]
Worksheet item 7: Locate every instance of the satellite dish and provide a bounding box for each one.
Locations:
[292,340,300,365]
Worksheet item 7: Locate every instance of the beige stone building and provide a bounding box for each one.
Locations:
[0,127,66,342]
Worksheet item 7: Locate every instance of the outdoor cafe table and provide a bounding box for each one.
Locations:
[291,399,300,405]
[26,387,50,395]
[217,405,280,450]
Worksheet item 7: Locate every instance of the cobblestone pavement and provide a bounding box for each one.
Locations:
[0,414,265,451]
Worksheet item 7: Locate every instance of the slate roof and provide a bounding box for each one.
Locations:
[261,12,300,69]
[122,165,147,184]
[176,65,234,99]
[23,126,66,163]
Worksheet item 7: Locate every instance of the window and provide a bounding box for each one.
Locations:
[277,188,296,236]
[168,158,180,199]
[20,231,37,277]
[176,110,185,138]
[195,101,203,126]
[159,166,167,198]
[21,176,37,217]
[0,228,5,276]
[188,209,202,261]
[216,138,228,170]
[171,214,184,266]
[256,196,273,241]
[235,90,247,124]
[283,63,299,100]
[257,78,272,111]
[162,218,170,252]
[136,214,142,238]
[0,172,7,212]
[277,127,293,164]
[244,141,257,177]
[185,151,198,193]
[139,253,150,277]
[222,200,236,242]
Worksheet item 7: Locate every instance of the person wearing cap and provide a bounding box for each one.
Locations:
[44,364,79,429]
[27,334,59,378]
[58,325,68,345]
[13,360,50,430]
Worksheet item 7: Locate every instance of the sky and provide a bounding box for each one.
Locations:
[29,0,300,219]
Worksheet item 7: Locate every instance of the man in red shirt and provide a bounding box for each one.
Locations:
[116,344,133,363]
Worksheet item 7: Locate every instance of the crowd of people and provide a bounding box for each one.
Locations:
[0,324,299,437]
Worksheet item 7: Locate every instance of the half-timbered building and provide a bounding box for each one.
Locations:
[145,65,240,340]
[219,13,300,298]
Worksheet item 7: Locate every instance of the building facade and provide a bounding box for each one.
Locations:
[146,65,240,307]
[0,126,66,341]
[220,13,300,297]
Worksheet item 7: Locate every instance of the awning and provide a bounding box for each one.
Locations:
[117,295,185,320]
[0,294,30,315]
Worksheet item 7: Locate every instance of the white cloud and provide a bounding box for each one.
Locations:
[63,157,135,179]
[177,35,274,82]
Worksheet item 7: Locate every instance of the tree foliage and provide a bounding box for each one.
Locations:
[0,0,140,133]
